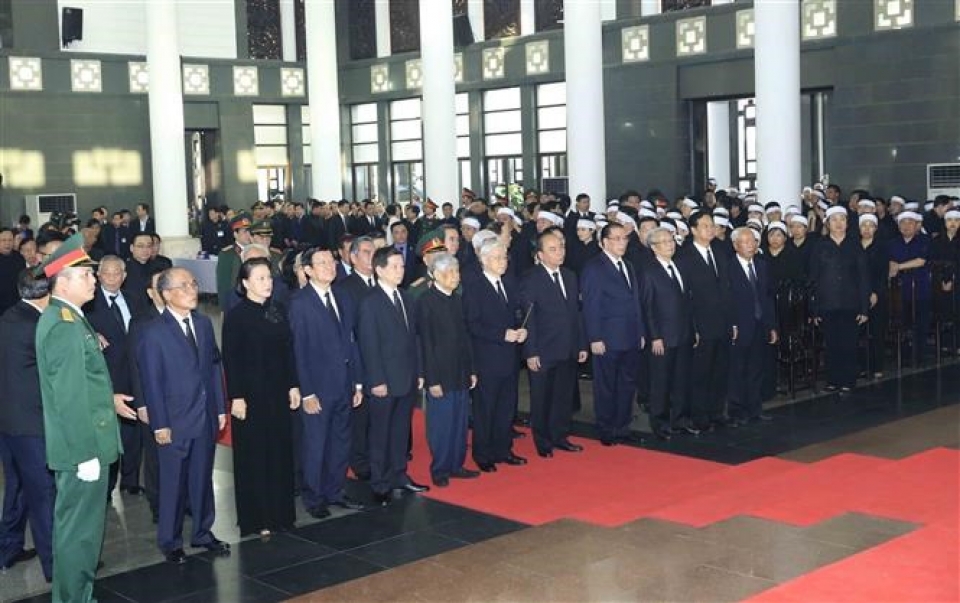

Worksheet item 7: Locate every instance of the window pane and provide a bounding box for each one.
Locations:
[484,0,519,39]
[455,92,469,114]
[301,126,311,145]
[253,104,287,125]
[351,103,377,123]
[484,133,522,156]
[390,0,420,53]
[484,110,521,134]
[255,146,288,167]
[483,87,520,112]
[352,123,379,144]
[460,159,472,191]
[348,0,376,60]
[254,125,288,145]
[391,119,422,141]
[537,82,566,106]
[301,105,311,124]
[537,106,566,130]
[303,145,312,165]
[247,0,281,60]
[391,98,421,120]
[457,136,470,158]
[392,140,423,161]
[456,114,470,136]
[538,130,566,153]
[353,142,379,163]
[535,0,564,32]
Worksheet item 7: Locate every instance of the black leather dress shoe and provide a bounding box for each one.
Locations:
[2,548,37,569]
[755,412,773,422]
[601,438,617,447]
[478,462,498,472]
[120,485,144,495]
[619,433,643,445]
[653,428,672,441]
[373,492,392,506]
[501,454,527,466]
[451,467,481,478]
[353,471,371,482]
[329,496,365,510]
[537,450,553,458]
[555,441,584,452]
[511,429,526,439]
[192,539,230,555]
[401,481,430,493]
[432,476,450,487]
[307,505,331,519]
[165,548,187,565]
[677,425,701,436]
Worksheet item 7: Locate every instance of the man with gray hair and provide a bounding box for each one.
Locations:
[415,253,479,487]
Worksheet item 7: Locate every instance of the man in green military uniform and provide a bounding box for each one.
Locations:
[35,233,127,603]
[216,211,253,310]
[249,219,284,270]
[406,229,447,300]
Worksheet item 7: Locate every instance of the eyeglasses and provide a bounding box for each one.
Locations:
[168,281,200,291]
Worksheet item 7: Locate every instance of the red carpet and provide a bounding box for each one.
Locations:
[403,410,958,602]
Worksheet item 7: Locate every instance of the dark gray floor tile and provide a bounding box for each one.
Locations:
[96,556,222,603]
[255,552,385,596]
[192,532,338,577]
[166,577,290,603]
[348,531,467,568]
[428,513,527,543]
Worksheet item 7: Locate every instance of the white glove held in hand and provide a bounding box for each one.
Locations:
[76,458,101,482]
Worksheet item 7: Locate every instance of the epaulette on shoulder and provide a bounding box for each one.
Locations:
[60,307,74,322]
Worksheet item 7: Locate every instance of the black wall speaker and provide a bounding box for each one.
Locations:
[62,7,83,47]
[453,13,474,48]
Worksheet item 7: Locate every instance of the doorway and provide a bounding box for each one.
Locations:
[185,130,222,236]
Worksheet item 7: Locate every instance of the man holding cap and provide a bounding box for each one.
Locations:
[35,233,124,602]
[216,211,253,310]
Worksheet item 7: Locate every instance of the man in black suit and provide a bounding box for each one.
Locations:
[351,201,381,236]
[639,227,697,439]
[101,212,132,259]
[335,236,378,481]
[390,222,418,288]
[676,212,736,431]
[327,200,351,246]
[520,228,588,457]
[462,239,528,472]
[564,193,596,238]
[132,203,156,236]
[357,247,429,505]
[302,200,329,247]
[0,270,54,580]
[126,233,161,309]
[85,256,141,497]
[581,223,646,446]
[727,227,778,424]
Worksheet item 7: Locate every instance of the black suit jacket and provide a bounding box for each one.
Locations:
[462,272,524,378]
[132,217,156,236]
[580,253,645,351]
[84,288,134,396]
[0,301,45,436]
[357,287,419,397]
[327,213,349,247]
[337,272,377,312]
[520,265,586,366]
[675,241,734,340]
[303,216,329,247]
[127,305,162,410]
[394,243,418,288]
[728,255,777,342]
[639,257,695,348]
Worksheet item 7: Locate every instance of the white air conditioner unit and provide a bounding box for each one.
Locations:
[25,193,77,226]
[927,163,960,200]
[541,177,569,196]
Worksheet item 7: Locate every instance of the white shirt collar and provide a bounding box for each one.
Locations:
[603,250,624,266]
[309,280,332,297]
[52,296,84,317]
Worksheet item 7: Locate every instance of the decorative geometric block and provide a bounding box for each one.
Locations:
[280,67,305,97]
[482,46,505,80]
[182,64,209,95]
[8,57,42,91]
[71,59,101,93]
[454,53,464,84]
[802,0,837,39]
[233,66,258,96]
[405,59,422,90]
[676,16,707,57]
[525,40,549,75]
[875,0,913,30]
[371,64,391,93]
[129,61,149,93]
[736,10,755,49]
[621,25,650,63]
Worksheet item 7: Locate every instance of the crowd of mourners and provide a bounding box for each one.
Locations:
[1,180,958,592]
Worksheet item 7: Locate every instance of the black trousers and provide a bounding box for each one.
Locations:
[471,371,519,466]
[648,344,692,431]
[107,416,142,495]
[592,349,639,440]
[367,393,415,495]
[728,326,767,420]
[690,337,729,427]
[349,399,371,476]
[865,298,888,375]
[139,420,160,517]
[528,359,576,453]
[823,310,859,388]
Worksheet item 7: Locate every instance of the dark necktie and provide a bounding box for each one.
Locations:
[668,264,683,292]
[706,248,717,277]
[109,294,125,332]
[617,260,631,290]
[552,271,566,299]
[325,291,340,324]
[392,290,408,329]
[496,280,508,303]
[183,317,198,354]
[365,275,374,289]
[748,261,762,320]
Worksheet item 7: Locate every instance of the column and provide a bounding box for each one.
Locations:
[418,0,458,203]
[564,0,606,213]
[467,0,485,42]
[280,0,297,61]
[640,0,661,17]
[304,0,344,199]
[707,101,731,189]
[755,0,801,207]
[376,0,391,57]
[520,0,535,36]
[146,0,189,239]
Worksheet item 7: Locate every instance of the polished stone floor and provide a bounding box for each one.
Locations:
[2,360,958,602]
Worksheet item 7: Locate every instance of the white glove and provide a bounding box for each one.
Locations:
[76,458,101,482]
